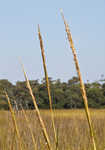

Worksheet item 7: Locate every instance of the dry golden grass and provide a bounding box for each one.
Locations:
[38,25,57,148]
[60,11,96,150]
[1,11,102,150]
[21,63,52,150]
[21,106,37,150]
[5,92,23,150]
[0,109,105,150]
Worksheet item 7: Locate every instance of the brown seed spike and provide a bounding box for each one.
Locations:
[61,10,97,150]
[5,91,23,150]
[20,61,52,150]
[38,25,58,149]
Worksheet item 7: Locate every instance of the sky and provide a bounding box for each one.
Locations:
[0,0,105,84]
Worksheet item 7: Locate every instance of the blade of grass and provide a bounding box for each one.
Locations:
[5,92,23,150]
[20,62,52,150]
[60,10,96,150]
[38,25,57,147]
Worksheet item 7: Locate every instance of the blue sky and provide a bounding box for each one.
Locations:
[0,0,105,84]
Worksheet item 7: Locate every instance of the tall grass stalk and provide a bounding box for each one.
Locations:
[60,11,96,150]
[38,25,57,147]
[5,92,23,150]
[10,128,16,150]
[21,105,37,150]
[21,63,52,150]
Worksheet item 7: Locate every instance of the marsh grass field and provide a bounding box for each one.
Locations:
[0,12,104,150]
[0,109,105,150]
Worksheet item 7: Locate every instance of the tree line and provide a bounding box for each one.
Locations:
[0,76,105,110]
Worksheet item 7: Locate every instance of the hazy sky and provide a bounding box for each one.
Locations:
[0,0,105,84]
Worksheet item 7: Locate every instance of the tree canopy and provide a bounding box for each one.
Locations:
[0,77,105,110]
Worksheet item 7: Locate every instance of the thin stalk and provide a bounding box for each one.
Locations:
[38,25,57,146]
[10,128,16,150]
[21,105,37,150]
[5,92,23,150]
[21,63,52,150]
[61,10,96,150]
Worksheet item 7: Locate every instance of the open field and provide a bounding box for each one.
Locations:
[0,109,105,150]
[0,11,104,150]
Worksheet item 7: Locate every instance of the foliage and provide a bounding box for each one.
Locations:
[0,77,105,110]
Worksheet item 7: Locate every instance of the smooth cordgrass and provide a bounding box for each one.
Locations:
[38,25,57,148]
[60,10,96,150]
[21,63,52,150]
[20,105,37,150]
[5,92,23,150]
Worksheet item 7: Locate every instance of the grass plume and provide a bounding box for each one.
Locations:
[60,10,97,150]
[21,62,52,150]
[5,92,23,150]
[38,25,57,148]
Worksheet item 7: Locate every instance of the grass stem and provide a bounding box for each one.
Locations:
[61,10,96,150]
[5,92,23,150]
[38,25,57,148]
[21,63,52,150]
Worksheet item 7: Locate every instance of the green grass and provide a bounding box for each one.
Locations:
[0,109,105,150]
